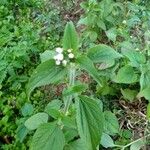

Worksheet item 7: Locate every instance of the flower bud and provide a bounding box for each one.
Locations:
[68,53,74,59]
[56,47,63,53]
[62,60,67,66]
[67,49,72,53]
[56,53,64,61]
[56,60,61,65]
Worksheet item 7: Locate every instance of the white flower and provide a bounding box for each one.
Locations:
[54,53,64,61]
[122,20,127,24]
[68,53,74,59]
[62,60,67,66]
[67,49,72,53]
[56,60,61,65]
[130,36,133,38]
[56,47,63,53]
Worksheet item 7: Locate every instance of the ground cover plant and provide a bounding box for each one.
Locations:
[0,0,150,150]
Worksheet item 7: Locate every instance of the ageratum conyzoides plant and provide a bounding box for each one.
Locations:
[23,22,144,150]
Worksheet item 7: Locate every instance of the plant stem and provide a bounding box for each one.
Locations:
[64,63,76,114]
[120,134,150,150]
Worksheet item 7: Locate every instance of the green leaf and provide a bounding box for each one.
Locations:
[21,103,34,117]
[105,28,117,42]
[76,95,104,150]
[44,100,62,119]
[64,128,78,143]
[62,116,77,129]
[24,113,48,130]
[103,111,119,135]
[122,129,132,139]
[130,139,145,150]
[63,21,78,52]
[100,133,115,148]
[140,72,150,90]
[40,50,56,63]
[146,103,150,120]
[138,87,150,102]
[87,44,122,63]
[122,50,146,67]
[26,60,66,98]
[63,83,88,97]
[16,124,29,142]
[31,123,65,150]
[66,139,87,150]
[121,89,138,102]
[89,31,98,41]
[78,17,88,25]
[0,69,7,84]
[77,55,102,86]
[113,65,138,84]
[97,20,106,30]
[98,60,115,70]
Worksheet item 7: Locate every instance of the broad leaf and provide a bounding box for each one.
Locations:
[77,55,102,86]
[113,65,138,84]
[40,50,56,63]
[97,20,106,30]
[103,111,119,135]
[17,124,29,142]
[24,113,48,130]
[105,28,117,42]
[63,21,78,52]
[122,50,146,67]
[98,59,115,70]
[87,44,122,63]
[31,123,65,150]
[121,89,137,102]
[147,103,150,120]
[62,116,77,129]
[76,95,103,150]
[45,100,62,119]
[138,87,150,102]
[100,133,115,148]
[26,60,66,98]
[130,139,145,150]
[66,139,87,150]
[63,83,88,97]
[64,128,78,143]
[140,67,150,90]
[21,103,34,117]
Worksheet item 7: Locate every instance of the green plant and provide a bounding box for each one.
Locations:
[0,1,65,149]
[22,21,123,150]
[23,20,150,149]
[78,0,124,43]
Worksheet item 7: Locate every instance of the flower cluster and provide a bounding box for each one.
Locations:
[53,47,74,66]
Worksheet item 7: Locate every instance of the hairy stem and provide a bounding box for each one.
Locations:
[64,63,76,114]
